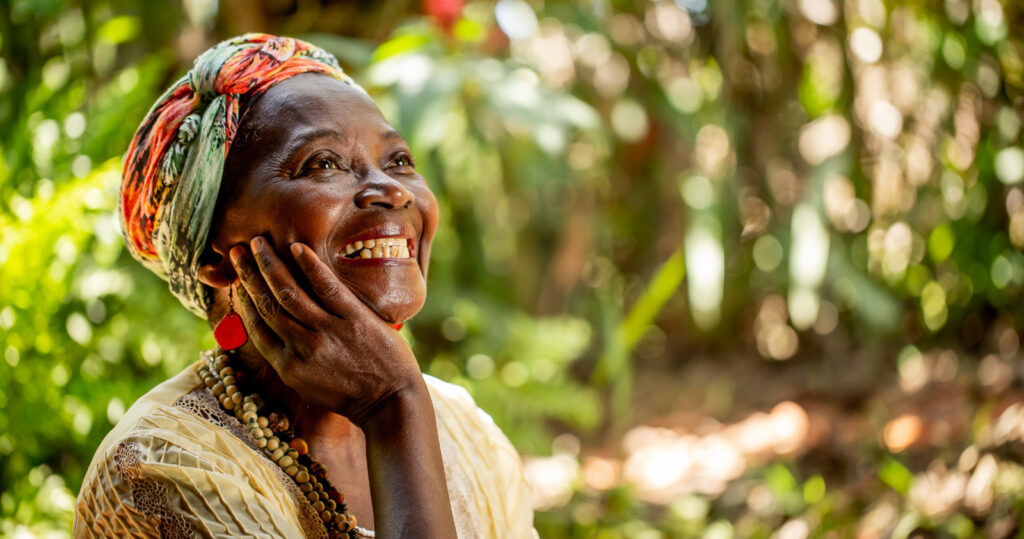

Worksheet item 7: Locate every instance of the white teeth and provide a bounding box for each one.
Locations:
[343,237,413,259]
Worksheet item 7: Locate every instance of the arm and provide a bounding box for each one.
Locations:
[362,382,456,538]
[230,237,456,538]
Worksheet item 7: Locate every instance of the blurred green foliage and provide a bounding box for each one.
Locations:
[2,0,1024,537]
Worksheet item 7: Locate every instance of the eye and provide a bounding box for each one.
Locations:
[309,157,338,170]
[388,153,415,170]
[298,153,343,177]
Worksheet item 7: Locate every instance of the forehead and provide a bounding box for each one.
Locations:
[242,73,391,143]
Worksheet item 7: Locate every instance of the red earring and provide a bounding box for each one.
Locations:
[214,286,248,351]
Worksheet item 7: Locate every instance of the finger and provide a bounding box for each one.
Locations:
[289,242,368,320]
[231,245,308,340]
[249,236,322,328]
[233,280,285,360]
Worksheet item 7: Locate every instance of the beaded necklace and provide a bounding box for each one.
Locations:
[198,348,359,539]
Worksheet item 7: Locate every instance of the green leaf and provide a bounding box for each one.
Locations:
[878,456,913,495]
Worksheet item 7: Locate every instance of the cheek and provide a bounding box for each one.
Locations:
[272,186,350,238]
[416,188,440,240]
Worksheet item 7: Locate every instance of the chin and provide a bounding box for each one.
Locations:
[361,280,427,324]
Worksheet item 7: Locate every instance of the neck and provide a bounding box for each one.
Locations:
[223,343,361,441]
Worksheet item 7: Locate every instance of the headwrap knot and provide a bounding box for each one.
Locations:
[119,33,362,318]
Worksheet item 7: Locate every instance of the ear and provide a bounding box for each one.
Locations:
[197,250,237,289]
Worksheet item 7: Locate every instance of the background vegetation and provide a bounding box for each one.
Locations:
[2,0,1023,536]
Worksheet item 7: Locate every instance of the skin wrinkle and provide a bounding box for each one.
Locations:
[194,73,455,536]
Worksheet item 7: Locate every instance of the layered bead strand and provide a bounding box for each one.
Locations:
[198,350,358,538]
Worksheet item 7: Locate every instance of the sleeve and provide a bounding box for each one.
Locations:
[426,376,539,539]
[74,432,308,538]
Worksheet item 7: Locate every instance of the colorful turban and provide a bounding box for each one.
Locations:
[119,33,362,318]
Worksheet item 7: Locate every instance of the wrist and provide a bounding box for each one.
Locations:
[357,376,434,433]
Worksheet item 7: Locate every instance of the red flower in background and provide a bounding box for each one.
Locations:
[423,0,463,33]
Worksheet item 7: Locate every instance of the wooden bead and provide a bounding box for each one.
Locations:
[319,510,331,523]
[286,449,299,460]
[204,377,216,388]
[231,392,243,404]
[212,382,225,395]
[243,411,257,423]
[306,491,319,503]
[262,427,273,438]
[277,455,294,468]
[300,482,313,493]
[326,500,336,512]
[243,402,257,412]
[291,438,309,456]
[222,375,236,386]
[295,470,309,484]
[219,367,233,378]
[334,514,347,529]
[285,465,298,477]
[223,398,235,410]
[268,411,289,432]
[266,437,280,451]
[271,448,285,461]
[256,416,268,428]
[312,500,325,512]
[309,462,327,480]
[256,437,268,448]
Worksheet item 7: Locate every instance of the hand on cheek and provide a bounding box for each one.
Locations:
[227,237,424,426]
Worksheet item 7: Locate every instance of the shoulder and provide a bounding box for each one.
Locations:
[74,362,307,537]
[82,362,203,475]
[423,375,537,538]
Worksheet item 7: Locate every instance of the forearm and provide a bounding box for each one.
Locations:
[361,380,457,538]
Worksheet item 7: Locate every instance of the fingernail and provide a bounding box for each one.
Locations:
[290,243,302,258]
[251,236,264,250]
[229,247,242,264]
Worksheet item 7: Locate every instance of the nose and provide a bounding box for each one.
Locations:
[354,170,414,210]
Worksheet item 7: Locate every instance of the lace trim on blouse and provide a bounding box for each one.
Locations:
[112,441,199,538]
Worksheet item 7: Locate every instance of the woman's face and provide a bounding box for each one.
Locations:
[200,73,438,324]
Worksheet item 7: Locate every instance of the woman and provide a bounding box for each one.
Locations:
[74,34,535,538]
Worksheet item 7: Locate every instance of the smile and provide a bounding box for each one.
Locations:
[341,237,413,260]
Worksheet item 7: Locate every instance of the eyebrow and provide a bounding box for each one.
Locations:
[283,127,344,152]
[381,129,405,143]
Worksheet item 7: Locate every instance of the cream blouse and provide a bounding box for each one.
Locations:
[73,360,536,538]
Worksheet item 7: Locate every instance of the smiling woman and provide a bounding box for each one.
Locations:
[73,34,535,539]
